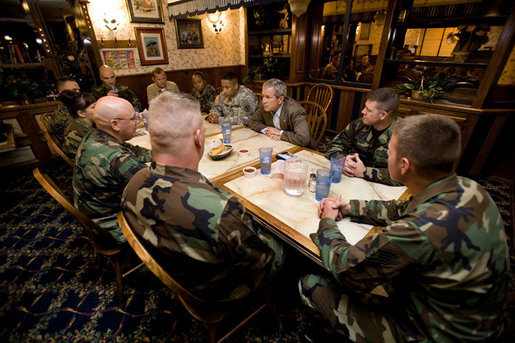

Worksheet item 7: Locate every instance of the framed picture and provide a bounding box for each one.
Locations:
[126,0,163,23]
[102,49,137,69]
[135,27,169,65]
[175,19,204,49]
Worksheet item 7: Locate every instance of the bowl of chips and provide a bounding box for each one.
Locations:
[208,143,233,160]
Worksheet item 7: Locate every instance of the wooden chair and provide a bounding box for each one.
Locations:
[39,112,74,168]
[299,100,327,149]
[306,83,334,113]
[33,167,143,307]
[255,92,263,108]
[118,211,279,343]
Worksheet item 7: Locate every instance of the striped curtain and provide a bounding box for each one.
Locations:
[168,0,285,18]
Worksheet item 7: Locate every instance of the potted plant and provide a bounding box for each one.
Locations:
[0,72,46,105]
[243,66,263,84]
[398,68,455,103]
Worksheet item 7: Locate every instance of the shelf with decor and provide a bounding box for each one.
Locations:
[245,2,292,82]
[372,0,515,176]
[379,0,513,106]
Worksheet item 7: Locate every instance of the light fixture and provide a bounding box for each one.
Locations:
[288,0,311,17]
[374,0,386,26]
[103,13,119,31]
[207,11,224,34]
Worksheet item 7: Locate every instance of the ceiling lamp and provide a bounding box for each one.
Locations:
[374,0,386,26]
[288,0,311,17]
[373,10,385,26]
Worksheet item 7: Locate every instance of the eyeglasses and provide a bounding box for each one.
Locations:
[114,112,140,122]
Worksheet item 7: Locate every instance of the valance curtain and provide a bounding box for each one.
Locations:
[168,0,286,18]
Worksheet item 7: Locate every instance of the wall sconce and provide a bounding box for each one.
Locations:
[288,0,311,17]
[207,11,224,34]
[103,13,119,31]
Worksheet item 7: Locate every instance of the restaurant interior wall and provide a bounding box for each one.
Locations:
[87,0,246,76]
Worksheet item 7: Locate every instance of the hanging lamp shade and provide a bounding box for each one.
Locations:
[288,0,311,17]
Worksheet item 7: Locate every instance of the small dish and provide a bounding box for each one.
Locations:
[238,149,250,158]
[208,145,233,160]
[243,166,257,177]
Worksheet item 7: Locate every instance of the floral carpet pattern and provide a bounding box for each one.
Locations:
[0,159,512,342]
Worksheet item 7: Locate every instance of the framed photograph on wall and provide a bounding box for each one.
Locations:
[135,27,169,65]
[175,19,204,49]
[126,0,164,23]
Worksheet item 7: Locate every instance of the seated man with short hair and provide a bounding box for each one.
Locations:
[122,92,283,304]
[73,96,152,243]
[206,72,258,125]
[300,114,509,342]
[91,65,142,112]
[146,67,179,103]
[47,77,81,143]
[248,78,311,147]
[325,87,402,185]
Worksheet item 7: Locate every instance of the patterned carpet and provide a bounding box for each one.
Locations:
[0,161,316,343]
[0,159,513,342]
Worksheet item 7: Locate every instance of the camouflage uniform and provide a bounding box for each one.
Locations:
[73,129,152,243]
[91,83,142,112]
[62,117,92,159]
[47,102,72,144]
[121,162,284,304]
[299,174,509,342]
[325,117,402,185]
[210,85,258,125]
[191,83,217,113]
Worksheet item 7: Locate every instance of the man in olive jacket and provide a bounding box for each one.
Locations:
[248,78,311,147]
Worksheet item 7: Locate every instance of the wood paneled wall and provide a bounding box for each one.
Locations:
[118,66,245,110]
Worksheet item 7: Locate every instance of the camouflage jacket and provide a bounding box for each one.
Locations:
[191,84,217,113]
[47,102,73,144]
[62,118,92,159]
[121,162,283,304]
[210,85,257,125]
[325,117,402,185]
[73,129,152,242]
[91,83,142,112]
[311,174,509,342]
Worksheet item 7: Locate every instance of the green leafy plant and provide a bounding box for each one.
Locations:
[0,72,45,101]
[243,66,263,84]
[398,68,455,103]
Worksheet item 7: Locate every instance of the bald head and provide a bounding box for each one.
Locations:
[148,92,203,163]
[99,65,116,88]
[94,96,136,141]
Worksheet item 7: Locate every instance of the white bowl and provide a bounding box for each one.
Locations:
[243,166,257,177]
[238,149,250,158]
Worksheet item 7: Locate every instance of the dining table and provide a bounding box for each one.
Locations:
[127,120,301,182]
[214,148,409,265]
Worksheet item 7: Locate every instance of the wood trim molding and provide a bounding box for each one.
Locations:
[472,6,515,108]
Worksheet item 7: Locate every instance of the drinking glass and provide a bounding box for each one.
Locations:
[330,154,345,183]
[259,147,273,175]
[221,120,232,144]
[315,169,331,201]
[283,159,308,196]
